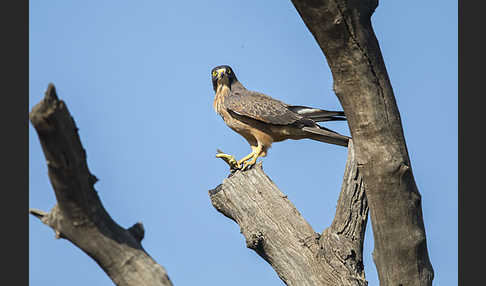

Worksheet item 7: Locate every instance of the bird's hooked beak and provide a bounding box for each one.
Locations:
[215,68,231,89]
[212,67,232,92]
[215,68,225,80]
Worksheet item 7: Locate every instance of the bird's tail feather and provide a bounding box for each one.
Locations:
[302,126,350,147]
[288,105,346,122]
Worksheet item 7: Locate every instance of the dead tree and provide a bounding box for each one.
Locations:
[211,0,434,285]
[210,144,368,286]
[30,1,434,285]
[30,84,368,286]
[29,85,173,286]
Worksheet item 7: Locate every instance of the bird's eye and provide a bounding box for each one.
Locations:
[226,69,231,74]
[212,71,217,77]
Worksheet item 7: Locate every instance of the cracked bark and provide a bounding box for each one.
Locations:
[29,84,173,286]
[209,140,369,286]
[289,0,434,285]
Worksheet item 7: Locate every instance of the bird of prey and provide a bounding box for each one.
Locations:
[211,65,350,170]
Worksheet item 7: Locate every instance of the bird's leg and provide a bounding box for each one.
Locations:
[241,145,263,170]
[237,146,257,167]
[216,149,240,170]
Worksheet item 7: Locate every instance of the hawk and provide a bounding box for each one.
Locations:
[211,65,350,170]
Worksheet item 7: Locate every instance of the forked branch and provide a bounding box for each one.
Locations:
[209,140,368,286]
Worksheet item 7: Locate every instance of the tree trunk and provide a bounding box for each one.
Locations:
[289,1,434,285]
[29,84,173,286]
[209,140,369,286]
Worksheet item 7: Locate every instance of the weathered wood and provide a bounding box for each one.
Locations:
[209,140,368,286]
[321,140,368,284]
[29,84,173,286]
[290,1,434,285]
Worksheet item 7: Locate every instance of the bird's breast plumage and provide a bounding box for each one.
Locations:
[213,84,231,115]
[214,85,242,130]
[213,85,263,145]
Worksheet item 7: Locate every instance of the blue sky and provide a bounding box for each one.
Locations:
[29,1,457,285]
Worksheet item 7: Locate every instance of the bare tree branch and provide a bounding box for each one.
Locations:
[209,140,368,286]
[321,140,368,283]
[29,84,173,286]
[290,1,434,285]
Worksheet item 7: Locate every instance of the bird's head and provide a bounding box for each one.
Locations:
[211,65,237,92]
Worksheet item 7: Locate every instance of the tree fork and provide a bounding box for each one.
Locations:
[210,140,369,286]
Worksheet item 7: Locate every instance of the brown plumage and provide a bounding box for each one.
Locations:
[211,65,350,170]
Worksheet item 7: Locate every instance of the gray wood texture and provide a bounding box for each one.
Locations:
[210,140,369,286]
[290,1,434,285]
[29,84,173,286]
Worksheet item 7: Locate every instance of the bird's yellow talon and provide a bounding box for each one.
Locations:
[241,157,258,171]
[241,162,252,171]
[237,159,249,167]
[216,150,241,170]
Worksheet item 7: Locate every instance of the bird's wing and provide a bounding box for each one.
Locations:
[224,90,302,125]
